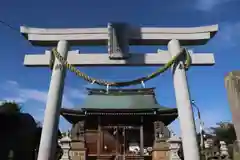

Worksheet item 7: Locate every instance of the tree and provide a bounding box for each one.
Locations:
[210,122,236,145]
[61,131,69,137]
[0,102,63,159]
[0,102,37,160]
[0,101,21,114]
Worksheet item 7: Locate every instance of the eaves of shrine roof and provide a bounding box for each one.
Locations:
[60,88,178,124]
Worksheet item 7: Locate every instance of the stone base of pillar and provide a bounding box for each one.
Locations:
[126,156,144,160]
[70,140,86,160]
[96,155,145,160]
[70,149,86,160]
[96,155,113,160]
[233,140,240,160]
[152,141,169,160]
[152,150,169,160]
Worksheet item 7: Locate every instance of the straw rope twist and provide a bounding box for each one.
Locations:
[50,48,191,87]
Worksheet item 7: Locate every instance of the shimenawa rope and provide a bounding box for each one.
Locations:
[50,48,191,87]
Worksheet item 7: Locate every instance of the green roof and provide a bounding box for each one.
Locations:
[61,88,178,124]
[77,88,170,110]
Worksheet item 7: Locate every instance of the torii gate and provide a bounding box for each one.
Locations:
[21,23,218,160]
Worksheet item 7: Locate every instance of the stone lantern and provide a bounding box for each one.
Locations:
[204,138,213,149]
[59,134,72,160]
[220,141,229,157]
[167,134,181,160]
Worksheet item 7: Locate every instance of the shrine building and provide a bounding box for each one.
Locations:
[60,87,178,160]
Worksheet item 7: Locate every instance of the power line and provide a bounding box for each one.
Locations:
[0,20,19,32]
[0,19,30,46]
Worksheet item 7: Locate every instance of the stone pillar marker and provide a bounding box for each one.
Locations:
[37,40,69,160]
[225,71,240,159]
[168,39,200,160]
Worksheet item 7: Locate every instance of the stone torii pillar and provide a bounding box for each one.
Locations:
[38,40,69,160]
[168,39,199,160]
[20,23,218,160]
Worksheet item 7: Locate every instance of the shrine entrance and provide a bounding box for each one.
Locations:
[102,125,142,157]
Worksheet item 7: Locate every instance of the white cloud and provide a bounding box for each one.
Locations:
[216,22,240,47]
[6,80,18,86]
[19,88,48,103]
[0,80,87,107]
[0,80,87,128]
[195,0,235,11]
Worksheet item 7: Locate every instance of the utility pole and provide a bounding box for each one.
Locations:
[191,100,205,151]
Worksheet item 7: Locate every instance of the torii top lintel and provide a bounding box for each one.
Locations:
[20,23,218,46]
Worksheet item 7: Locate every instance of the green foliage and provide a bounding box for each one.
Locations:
[210,122,236,145]
[0,101,64,159]
[61,132,68,137]
[0,101,22,114]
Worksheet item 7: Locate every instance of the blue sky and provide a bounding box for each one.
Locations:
[0,0,239,135]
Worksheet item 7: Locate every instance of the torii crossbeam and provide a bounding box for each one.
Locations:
[23,50,214,67]
[21,23,218,160]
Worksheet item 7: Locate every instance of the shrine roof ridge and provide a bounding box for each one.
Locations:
[86,87,156,95]
[61,107,178,114]
[20,24,218,46]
